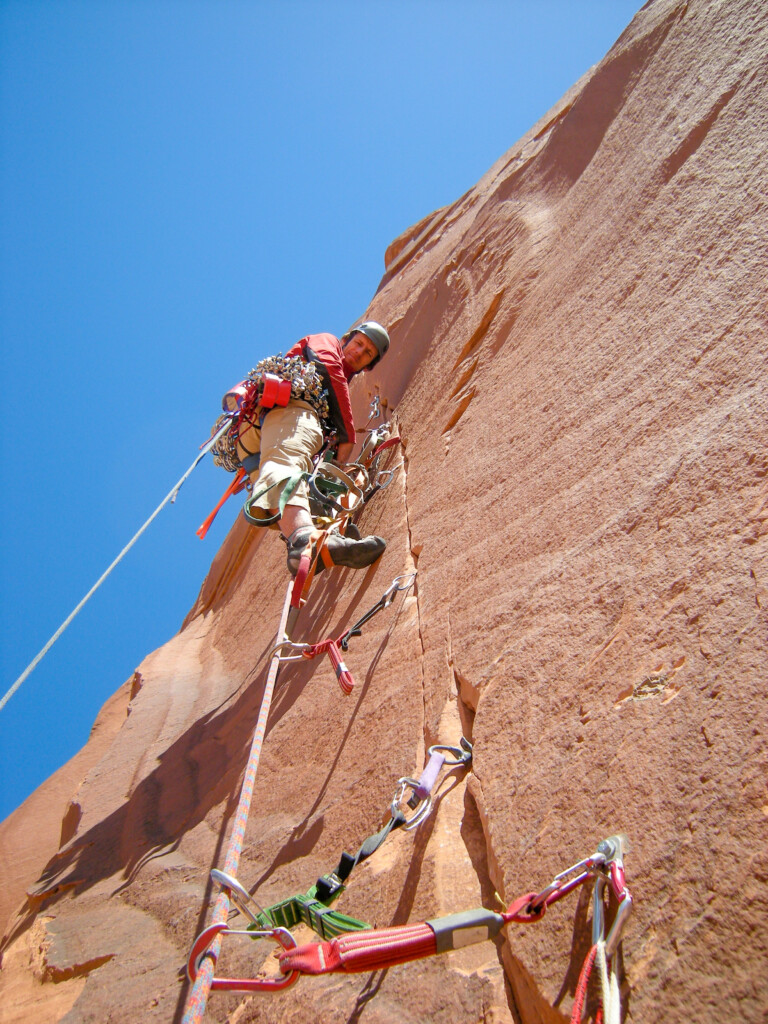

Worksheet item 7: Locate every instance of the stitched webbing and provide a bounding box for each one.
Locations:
[243,469,306,527]
[279,922,437,975]
[315,810,407,903]
[254,893,369,941]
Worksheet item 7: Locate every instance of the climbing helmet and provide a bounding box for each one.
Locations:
[342,321,390,368]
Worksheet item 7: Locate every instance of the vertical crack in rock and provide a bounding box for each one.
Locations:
[465,773,530,1024]
[468,768,577,1024]
[399,439,428,742]
[446,609,476,744]
[449,614,528,1022]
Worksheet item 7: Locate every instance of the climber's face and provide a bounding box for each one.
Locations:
[343,332,378,373]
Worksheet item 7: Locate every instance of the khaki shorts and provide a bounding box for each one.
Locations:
[237,400,323,514]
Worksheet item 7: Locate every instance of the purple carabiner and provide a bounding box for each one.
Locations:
[413,750,445,801]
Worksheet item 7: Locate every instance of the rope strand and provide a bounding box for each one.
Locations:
[181,581,293,1023]
[0,418,232,713]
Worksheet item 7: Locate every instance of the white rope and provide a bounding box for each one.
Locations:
[0,418,233,714]
[609,961,621,1024]
[596,940,622,1024]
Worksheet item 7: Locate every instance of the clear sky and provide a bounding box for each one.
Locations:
[0,0,640,820]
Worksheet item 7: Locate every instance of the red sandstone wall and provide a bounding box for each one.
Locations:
[1,1,766,1021]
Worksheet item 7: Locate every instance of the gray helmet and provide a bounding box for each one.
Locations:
[343,320,390,369]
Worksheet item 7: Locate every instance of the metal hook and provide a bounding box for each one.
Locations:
[268,639,312,662]
[187,922,300,992]
[210,869,266,924]
[427,737,473,767]
[391,778,433,830]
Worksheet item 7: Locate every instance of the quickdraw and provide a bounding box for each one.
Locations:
[187,740,473,957]
[310,739,472,908]
[274,834,632,1022]
[393,737,472,830]
[350,425,402,505]
[565,836,631,1024]
[272,572,417,694]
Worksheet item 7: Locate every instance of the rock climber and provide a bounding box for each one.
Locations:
[233,322,390,576]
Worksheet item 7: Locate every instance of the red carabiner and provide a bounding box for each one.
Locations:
[503,892,547,924]
[187,922,300,993]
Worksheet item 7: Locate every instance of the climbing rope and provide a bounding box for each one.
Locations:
[181,580,295,1020]
[1,416,235,714]
[568,845,627,1024]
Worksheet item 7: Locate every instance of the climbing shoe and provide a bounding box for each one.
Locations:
[285,527,386,577]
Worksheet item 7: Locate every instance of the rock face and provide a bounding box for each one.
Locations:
[2,0,767,1021]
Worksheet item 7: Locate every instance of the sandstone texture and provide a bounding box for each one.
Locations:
[1,1,766,1021]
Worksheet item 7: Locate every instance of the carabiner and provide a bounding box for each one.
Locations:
[374,465,400,490]
[427,737,473,767]
[527,835,633,951]
[595,835,633,956]
[380,572,417,609]
[186,922,300,992]
[358,428,384,463]
[345,462,372,489]
[361,424,394,468]
[391,777,433,830]
[268,639,312,662]
[210,869,265,924]
[308,462,365,516]
[338,573,417,651]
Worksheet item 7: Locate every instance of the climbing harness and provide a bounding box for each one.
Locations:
[208,355,331,475]
[199,354,331,536]
[200,364,396,539]
[200,417,398,543]
[1,415,236,713]
[272,572,417,694]
[186,737,472,988]
[284,429,402,637]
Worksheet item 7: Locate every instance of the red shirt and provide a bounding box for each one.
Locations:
[287,333,356,445]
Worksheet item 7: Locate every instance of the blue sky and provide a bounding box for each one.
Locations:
[0,0,640,820]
